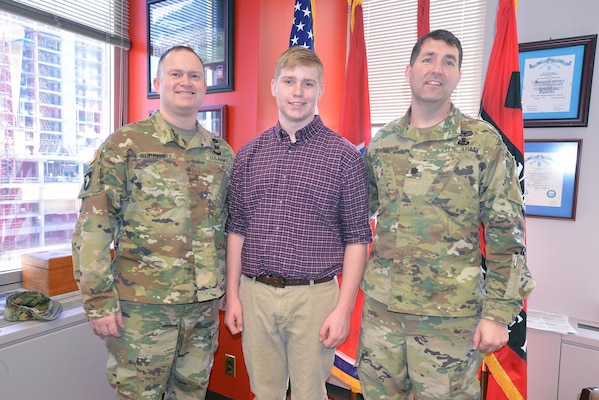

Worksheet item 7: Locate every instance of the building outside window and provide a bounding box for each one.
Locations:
[0,10,117,277]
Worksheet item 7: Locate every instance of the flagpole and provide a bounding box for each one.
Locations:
[480,355,490,400]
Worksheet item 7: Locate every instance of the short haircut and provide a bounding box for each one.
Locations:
[156,45,204,77]
[274,46,324,82]
[409,29,463,69]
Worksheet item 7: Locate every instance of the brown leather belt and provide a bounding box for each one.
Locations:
[251,274,334,288]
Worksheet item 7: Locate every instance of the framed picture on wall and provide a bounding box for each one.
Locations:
[519,34,597,128]
[147,0,234,98]
[197,104,227,139]
[524,139,582,220]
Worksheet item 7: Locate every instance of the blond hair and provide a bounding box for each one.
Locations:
[274,46,324,82]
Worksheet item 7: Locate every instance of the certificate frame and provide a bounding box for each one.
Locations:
[524,139,582,220]
[147,0,234,98]
[197,104,227,139]
[519,35,597,128]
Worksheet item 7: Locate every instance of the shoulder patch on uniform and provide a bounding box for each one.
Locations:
[83,166,93,192]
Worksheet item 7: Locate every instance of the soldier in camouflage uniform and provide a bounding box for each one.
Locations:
[72,46,234,400]
[357,30,535,400]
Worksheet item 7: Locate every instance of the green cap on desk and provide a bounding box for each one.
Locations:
[4,291,63,321]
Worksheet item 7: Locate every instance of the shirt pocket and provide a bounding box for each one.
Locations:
[124,156,187,226]
[421,155,480,224]
[372,150,409,211]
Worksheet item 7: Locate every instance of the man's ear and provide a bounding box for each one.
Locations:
[153,76,161,94]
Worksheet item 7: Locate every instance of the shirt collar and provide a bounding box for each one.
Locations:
[275,115,324,143]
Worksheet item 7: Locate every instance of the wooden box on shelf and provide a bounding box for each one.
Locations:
[21,249,78,296]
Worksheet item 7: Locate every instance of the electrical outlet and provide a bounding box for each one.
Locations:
[225,354,236,377]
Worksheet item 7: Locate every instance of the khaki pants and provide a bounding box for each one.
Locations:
[239,275,339,400]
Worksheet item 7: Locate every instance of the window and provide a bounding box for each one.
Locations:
[363,0,487,130]
[0,0,129,284]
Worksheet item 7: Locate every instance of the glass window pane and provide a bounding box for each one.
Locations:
[0,11,113,274]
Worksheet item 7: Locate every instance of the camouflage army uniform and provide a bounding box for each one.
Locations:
[72,111,234,400]
[358,106,534,399]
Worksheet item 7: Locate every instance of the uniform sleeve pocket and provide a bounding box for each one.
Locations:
[505,253,526,297]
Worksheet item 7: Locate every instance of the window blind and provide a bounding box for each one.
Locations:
[0,0,130,49]
[363,0,487,125]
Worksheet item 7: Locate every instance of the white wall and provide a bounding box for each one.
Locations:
[483,1,599,398]
[0,320,114,399]
[484,0,599,324]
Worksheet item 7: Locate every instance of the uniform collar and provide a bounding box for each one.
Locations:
[400,104,464,142]
[150,110,217,149]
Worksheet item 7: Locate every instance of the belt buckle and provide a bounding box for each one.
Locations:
[268,274,285,288]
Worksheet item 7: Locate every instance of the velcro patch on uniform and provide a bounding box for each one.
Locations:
[137,152,175,159]
[83,167,93,191]
[208,155,229,163]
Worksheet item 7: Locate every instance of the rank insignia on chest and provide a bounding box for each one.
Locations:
[188,168,198,181]
[211,138,221,155]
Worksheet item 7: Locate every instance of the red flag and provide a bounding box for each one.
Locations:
[417,0,430,38]
[333,1,371,393]
[338,0,371,151]
[480,1,528,399]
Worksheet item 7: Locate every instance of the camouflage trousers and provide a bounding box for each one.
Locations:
[105,299,220,400]
[357,296,482,400]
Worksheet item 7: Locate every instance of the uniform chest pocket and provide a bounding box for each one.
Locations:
[421,156,480,222]
[372,151,410,206]
[126,157,188,216]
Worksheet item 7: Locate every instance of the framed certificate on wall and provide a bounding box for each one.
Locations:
[519,35,597,128]
[524,139,582,220]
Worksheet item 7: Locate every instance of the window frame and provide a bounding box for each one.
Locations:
[0,1,128,286]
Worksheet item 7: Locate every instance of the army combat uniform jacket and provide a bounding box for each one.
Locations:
[364,106,534,325]
[72,111,234,319]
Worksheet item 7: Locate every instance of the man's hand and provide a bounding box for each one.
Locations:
[472,318,509,353]
[224,297,244,335]
[319,308,351,349]
[89,311,124,339]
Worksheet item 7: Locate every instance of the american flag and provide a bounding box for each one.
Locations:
[289,0,315,50]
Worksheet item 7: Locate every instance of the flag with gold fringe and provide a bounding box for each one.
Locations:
[479,1,528,399]
[332,0,371,394]
[337,0,371,152]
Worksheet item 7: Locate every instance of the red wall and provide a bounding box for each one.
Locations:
[128,0,346,152]
[128,1,347,398]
